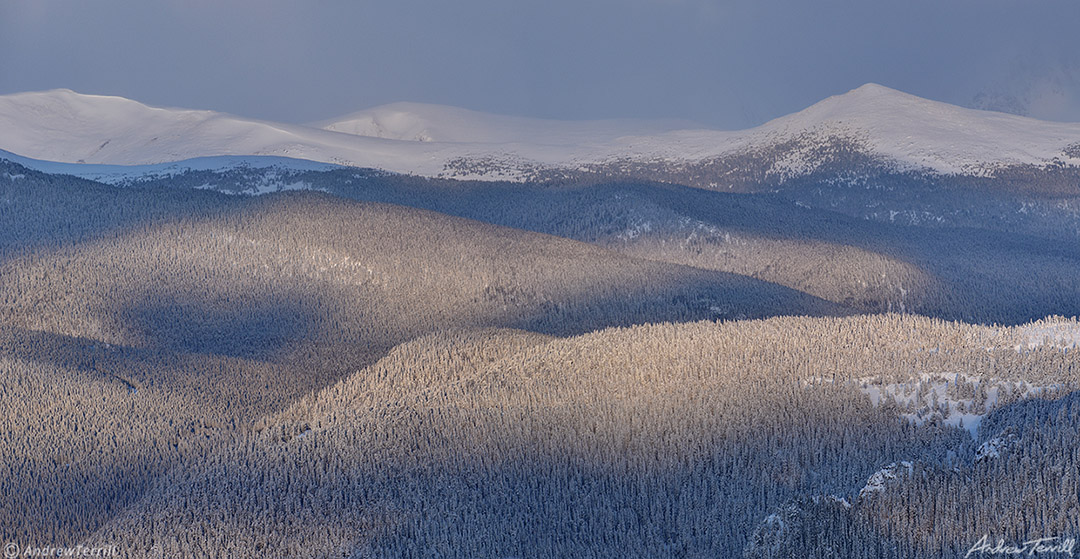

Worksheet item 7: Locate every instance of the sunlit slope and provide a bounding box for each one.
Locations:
[321,176,1080,325]
[7,155,1079,327]
[85,315,1080,558]
[0,169,843,544]
[0,184,843,356]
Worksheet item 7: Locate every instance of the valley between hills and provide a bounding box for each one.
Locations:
[2,85,1080,558]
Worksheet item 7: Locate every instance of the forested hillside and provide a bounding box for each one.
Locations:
[313,172,1080,324]
[0,163,838,546]
[2,155,1078,558]
[82,316,1080,558]
[98,160,1080,324]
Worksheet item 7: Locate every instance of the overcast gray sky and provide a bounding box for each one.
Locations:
[1,0,1078,128]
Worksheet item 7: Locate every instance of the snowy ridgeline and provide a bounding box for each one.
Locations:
[3,84,1080,183]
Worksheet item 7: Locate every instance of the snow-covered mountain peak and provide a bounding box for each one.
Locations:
[832,82,922,103]
[3,84,1080,183]
[741,83,1080,174]
[757,83,1001,137]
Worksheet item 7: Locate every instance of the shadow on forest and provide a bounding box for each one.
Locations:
[0,159,242,269]
[0,175,856,543]
[7,156,1080,326]
[853,387,1080,558]
[121,292,316,360]
[329,175,1080,325]
[509,268,849,337]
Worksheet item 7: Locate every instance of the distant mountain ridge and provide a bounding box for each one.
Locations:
[312,101,700,144]
[2,84,1080,185]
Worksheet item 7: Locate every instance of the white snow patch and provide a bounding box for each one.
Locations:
[1015,322,1080,350]
[813,494,852,509]
[975,428,1020,462]
[762,513,785,529]
[856,373,1065,438]
[617,220,653,241]
[859,461,914,499]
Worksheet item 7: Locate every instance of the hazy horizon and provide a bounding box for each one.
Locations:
[2,0,1079,128]
[0,81,912,129]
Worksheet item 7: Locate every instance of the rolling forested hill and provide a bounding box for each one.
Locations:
[0,162,841,548]
[2,86,1080,558]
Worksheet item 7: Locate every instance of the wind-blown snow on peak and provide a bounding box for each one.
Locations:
[748,82,1080,174]
[313,101,701,145]
[315,102,452,142]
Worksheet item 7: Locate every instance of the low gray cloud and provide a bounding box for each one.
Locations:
[1,0,1078,128]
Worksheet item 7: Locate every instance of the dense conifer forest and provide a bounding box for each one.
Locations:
[2,155,1079,557]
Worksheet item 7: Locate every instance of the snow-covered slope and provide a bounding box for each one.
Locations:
[586,84,1080,176]
[314,101,700,145]
[740,83,1080,175]
[0,89,686,179]
[3,85,1080,182]
[0,89,461,175]
[313,86,1080,176]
